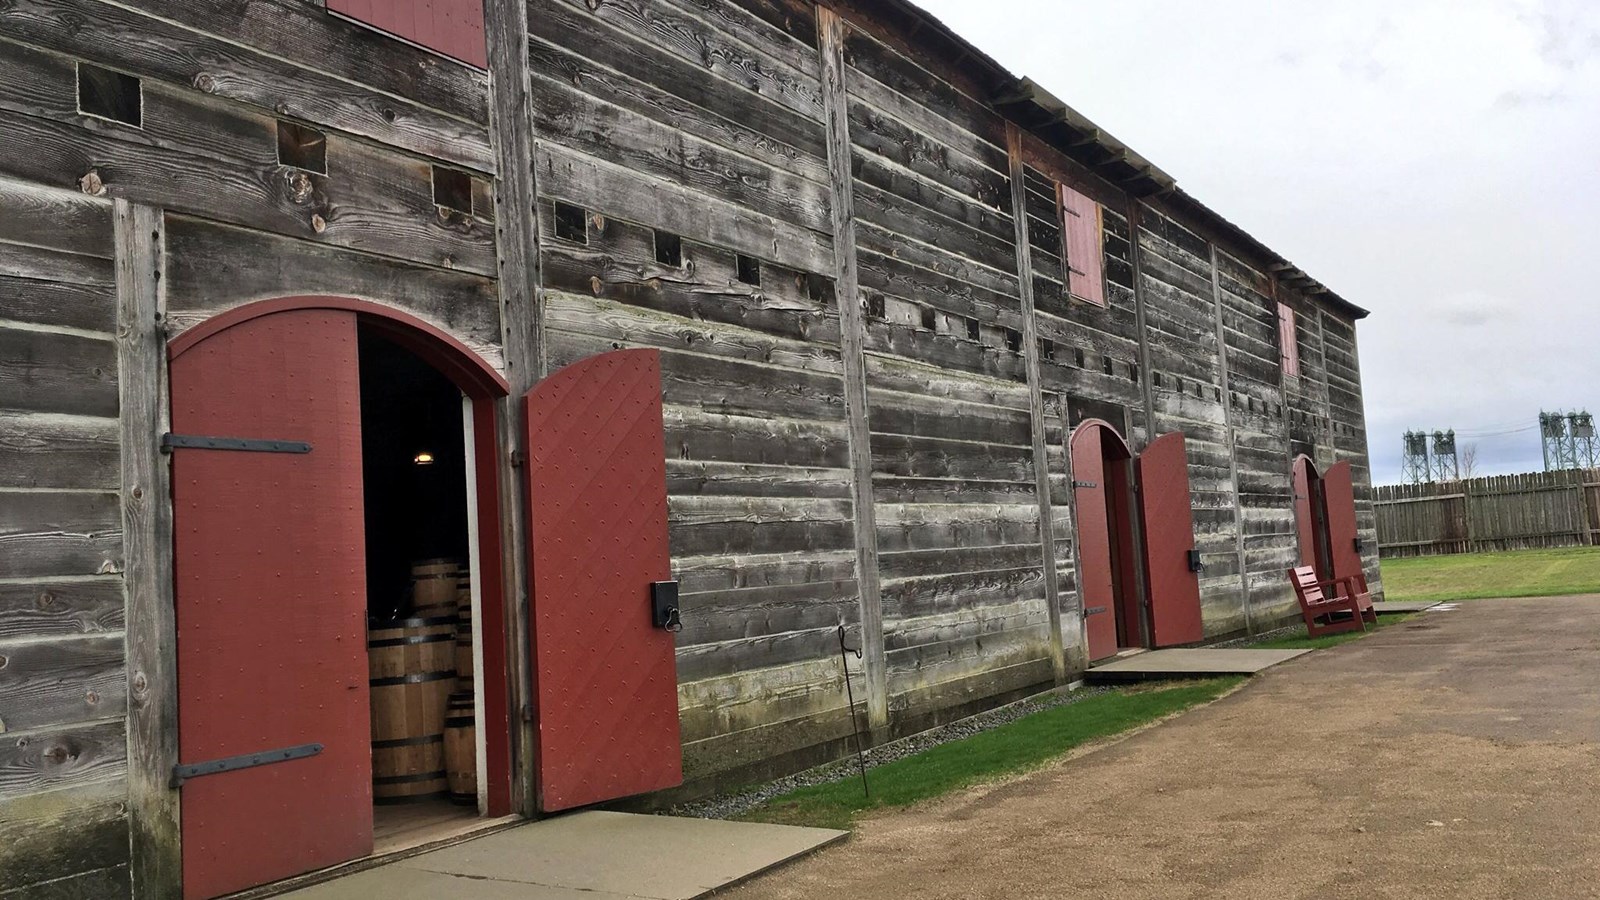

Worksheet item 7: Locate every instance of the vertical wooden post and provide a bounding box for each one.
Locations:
[1127,201,1158,445]
[1208,245,1252,634]
[1005,125,1066,682]
[817,7,887,731]
[483,0,543,813]
[116,199,181,900]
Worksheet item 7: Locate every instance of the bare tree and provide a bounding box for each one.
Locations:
[1459,443,1479,480]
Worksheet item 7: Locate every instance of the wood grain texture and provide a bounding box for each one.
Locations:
[0,491,122,579]
[485,0,544,816]
[1007,123,1065,680]
[0,720,127,800]
[0,413,120,491]
[0,778,130,896]
[0,633,127,733]
[112,200,180,900]
[0,1,492,170]
[818,7,886,731]
[0,578,125,641]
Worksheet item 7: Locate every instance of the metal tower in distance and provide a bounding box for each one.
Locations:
[1401,431,1431,483]
[1542,411,1582,471]
[1430,430,1459,482]
[1572,412,1598,470]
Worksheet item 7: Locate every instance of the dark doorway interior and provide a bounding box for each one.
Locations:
[356,327,478,849]
[358,329,470,621]
[1293,456,1332,581]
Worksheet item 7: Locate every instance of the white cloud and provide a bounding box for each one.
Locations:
[914,0,1600,480]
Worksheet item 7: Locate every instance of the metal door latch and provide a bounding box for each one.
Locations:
[170,742,323,787]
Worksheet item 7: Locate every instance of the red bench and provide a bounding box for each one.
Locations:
[1288,565,1376,637]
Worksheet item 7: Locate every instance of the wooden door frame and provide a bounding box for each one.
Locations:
[1292,454,1332,580]
[1069,419,1146,656]
[127,294,515,900]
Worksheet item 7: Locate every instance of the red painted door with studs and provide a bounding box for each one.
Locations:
[1072,426,1119,662]
[1322,461,1364,583]
[170,310,372,900]
[524,349,681,811]
[1136,432,1204,647]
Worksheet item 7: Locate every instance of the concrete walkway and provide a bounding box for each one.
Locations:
[283,811,845,899]
[728,596,1600,899]
[1085,647,1309,683]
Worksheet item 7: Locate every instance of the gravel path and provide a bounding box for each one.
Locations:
[725,597,1600,900]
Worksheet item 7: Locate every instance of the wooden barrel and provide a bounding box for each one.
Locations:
[444,691,477,806]
[410,558,459,618]
[368,617,456,803]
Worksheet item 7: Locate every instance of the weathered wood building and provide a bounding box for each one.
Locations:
[0,0,1379,896]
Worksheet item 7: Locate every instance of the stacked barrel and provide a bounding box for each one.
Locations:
[367,559,477,806]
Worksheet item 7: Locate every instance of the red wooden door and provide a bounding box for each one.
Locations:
[524,349,681,811]
[1322,461,1363,582]
[170,310,371,900]
[328,0,487,68]
[1072,426,1118,662]
[1292,458,1319,573]
[1136,432,1204,646]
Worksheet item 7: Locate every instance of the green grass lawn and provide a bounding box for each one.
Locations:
[1380,546,1600,603]
[741,677,1243,831]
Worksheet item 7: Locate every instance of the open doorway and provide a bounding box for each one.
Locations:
[167,299,514,899]
[358,328,485,852]
[1293,455,1332,580]
[1072,420,1144,661]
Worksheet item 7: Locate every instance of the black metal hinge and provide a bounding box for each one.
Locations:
[1073,480,1098,488]
[171,742,322,787]
[1083,606,1108,617]
[161,434,311,454]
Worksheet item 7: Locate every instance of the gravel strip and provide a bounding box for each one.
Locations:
[671,683,1114,822]
[1210,623,1302,648]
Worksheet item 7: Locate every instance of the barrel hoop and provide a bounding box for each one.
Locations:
[367,633,454,648]
[373,770,448,786]
[444,716,475,728]
[371,615,458,629]
[372,734,444,750]
[370,671,456,687]
[449,793,476,806]
[412,573,457,581]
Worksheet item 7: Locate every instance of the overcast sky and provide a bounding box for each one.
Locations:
[913,0,1600,483]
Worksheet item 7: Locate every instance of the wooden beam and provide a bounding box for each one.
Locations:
[116,198,180,900]
[1006,123,1066,683]
[1209,242,1252,635]
[818,7,887,732]
[482,0,542,814]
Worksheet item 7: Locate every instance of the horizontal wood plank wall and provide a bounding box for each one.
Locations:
[1215,251,1299,625]
[1374,470,1599,557]
[0,176,131,899]
[841,19,1056,734]
[1322,310,1383,591]
[1023,161,1142,664]
[0,2,508,894]
[525,0,867,790]
[1136,207,1244,635]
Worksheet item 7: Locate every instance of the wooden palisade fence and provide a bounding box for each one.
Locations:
[1374,469,1600,557]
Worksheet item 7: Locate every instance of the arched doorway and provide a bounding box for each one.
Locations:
[1292,455,1330,579]
[1292,456,1363,584]
[166,297,511,900]
[1071,420,1143,661]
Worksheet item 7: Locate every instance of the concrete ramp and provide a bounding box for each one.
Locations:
[282,811,847,900]
[1085,648,1310,684]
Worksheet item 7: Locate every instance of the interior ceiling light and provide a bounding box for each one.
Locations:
[413,451,435,466]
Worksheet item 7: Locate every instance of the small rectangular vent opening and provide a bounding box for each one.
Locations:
[554,201,588,243]
[920,306,937,330]
[1042,339,1056,362]
[432,166,472,215]
[654,231,683,267]
[736,254,761,285]
[965,318,980,341]
[78,63,141,127]
[1004,329,1021,353]
[277,121,327,174]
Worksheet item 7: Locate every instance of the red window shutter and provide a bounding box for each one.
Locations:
[1060,184,1105,307]
[1278,302,1300,377]
[329,0,487,69]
